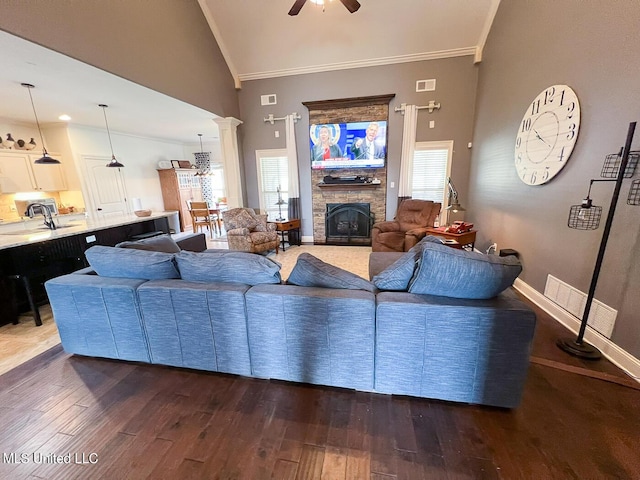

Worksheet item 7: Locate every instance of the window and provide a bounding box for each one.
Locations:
[410,140,453,222]
[255,149,288,220]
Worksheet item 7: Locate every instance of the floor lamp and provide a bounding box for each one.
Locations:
[557,121,639,359]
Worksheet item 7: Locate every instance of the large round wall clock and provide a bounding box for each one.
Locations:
[514,84,580,185]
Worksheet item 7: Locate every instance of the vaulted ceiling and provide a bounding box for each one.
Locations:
[0,1,499,143]
[200,0,499,85]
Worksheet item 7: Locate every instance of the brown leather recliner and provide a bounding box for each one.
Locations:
[371,199,441,252]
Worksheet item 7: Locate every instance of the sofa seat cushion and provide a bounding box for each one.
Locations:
[408,242,523,299]
[287,253,375,292]
[175,250,282,285]
[84,245,179,280]
[115,234,181,253]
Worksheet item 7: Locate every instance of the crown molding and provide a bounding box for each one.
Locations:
[238,47,477,82]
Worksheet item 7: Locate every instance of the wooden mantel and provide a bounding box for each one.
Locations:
[303,94,395,112]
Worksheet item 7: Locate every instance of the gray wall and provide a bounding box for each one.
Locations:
[0,0,239,119]
[237,57,479,236]
[469,0,640,357]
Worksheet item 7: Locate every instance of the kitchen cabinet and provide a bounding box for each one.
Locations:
[0,151,67,193]
[157,168,202,232]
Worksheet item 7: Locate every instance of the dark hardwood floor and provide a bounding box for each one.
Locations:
[1,294,639,479]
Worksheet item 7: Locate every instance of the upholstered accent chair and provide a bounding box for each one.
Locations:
[371,199,441,252]
[222,207,279,254]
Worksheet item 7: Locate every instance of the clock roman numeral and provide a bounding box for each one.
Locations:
[531,100,540,115]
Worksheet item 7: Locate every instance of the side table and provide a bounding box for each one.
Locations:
[424,227,477,251]
[273,218,301,252]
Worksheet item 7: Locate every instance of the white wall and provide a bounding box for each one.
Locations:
[66,125,186,213]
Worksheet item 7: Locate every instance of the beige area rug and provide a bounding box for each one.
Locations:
[269,245,372,280]
[206,237,373,280]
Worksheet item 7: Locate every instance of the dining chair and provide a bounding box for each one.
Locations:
[189,201,218,238]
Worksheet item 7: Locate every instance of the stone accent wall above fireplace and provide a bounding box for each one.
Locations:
[303,94,394,245]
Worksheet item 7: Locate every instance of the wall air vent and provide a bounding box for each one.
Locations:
[416,79,436,92]
[261,94,277,106]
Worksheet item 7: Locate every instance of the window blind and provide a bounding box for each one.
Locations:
[411,145,449,206]
[257,152,289,218]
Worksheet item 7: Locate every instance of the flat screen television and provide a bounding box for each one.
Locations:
[310,121,387,170]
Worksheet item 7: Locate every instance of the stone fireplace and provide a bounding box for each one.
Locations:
[303,94,394,245]
[311,168,386,244]
[325,202,373,245]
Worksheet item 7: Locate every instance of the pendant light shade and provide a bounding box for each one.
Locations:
[99,104,124,168]
[21,83,61,165]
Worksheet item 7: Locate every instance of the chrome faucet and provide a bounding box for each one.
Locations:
[25,203,57,230]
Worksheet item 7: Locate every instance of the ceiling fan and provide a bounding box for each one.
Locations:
[288,0,361,16]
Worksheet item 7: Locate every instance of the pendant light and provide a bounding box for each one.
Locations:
[99,104,124,168]
[21,83,61,164]
[193,133,210,176]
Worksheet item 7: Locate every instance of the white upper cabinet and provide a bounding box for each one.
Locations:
[0,151,67,193]
[29,154,67,191]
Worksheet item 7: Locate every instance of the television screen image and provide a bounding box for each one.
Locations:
[310,121,387,170]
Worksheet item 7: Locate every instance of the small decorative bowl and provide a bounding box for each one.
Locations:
[134,209,152,217]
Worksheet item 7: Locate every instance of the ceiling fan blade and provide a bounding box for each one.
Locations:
[288,0,307,16]
[339,0,361,13]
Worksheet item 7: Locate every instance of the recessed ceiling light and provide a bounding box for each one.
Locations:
[58,114,71,121]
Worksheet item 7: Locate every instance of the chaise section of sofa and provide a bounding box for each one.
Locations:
[245,284,376,391]
[374,289,536,408]
[137,279,252,375]
[45,272,151,363]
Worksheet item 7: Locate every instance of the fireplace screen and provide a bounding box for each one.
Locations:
[325,203,373,245]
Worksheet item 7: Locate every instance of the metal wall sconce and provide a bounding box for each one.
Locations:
[559,122,639,359]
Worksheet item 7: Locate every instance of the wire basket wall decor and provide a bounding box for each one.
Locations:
[600,151,639,178]
[568,203,602,230]
[628,179,640,206]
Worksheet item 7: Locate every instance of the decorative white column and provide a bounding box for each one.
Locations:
[214,117,244,208]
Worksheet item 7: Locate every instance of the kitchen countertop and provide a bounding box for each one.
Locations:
[0,211,177,250]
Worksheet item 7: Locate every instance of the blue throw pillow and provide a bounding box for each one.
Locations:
[408,242,522,299]
[288,253,375,292]
[176,251,282,285]
[372,235,444,291]
[85,245,179,280]
[115,234,181,253]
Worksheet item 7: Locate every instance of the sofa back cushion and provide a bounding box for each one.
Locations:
[396,199,441,232]
[175,250,282,285]
[408,242,522,299]
[115,234,181,253]
[287,253,376,292]
[85,245,179,280]
[372,236,443,291]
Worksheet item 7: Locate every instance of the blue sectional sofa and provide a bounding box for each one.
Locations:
[45,238,536,408]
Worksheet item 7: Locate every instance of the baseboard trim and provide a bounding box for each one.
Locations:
[513,278,640,383]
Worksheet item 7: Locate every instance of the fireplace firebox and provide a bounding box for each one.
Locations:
[325,203,374,245]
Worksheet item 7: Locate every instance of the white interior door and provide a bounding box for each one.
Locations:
[83,156,129,217]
